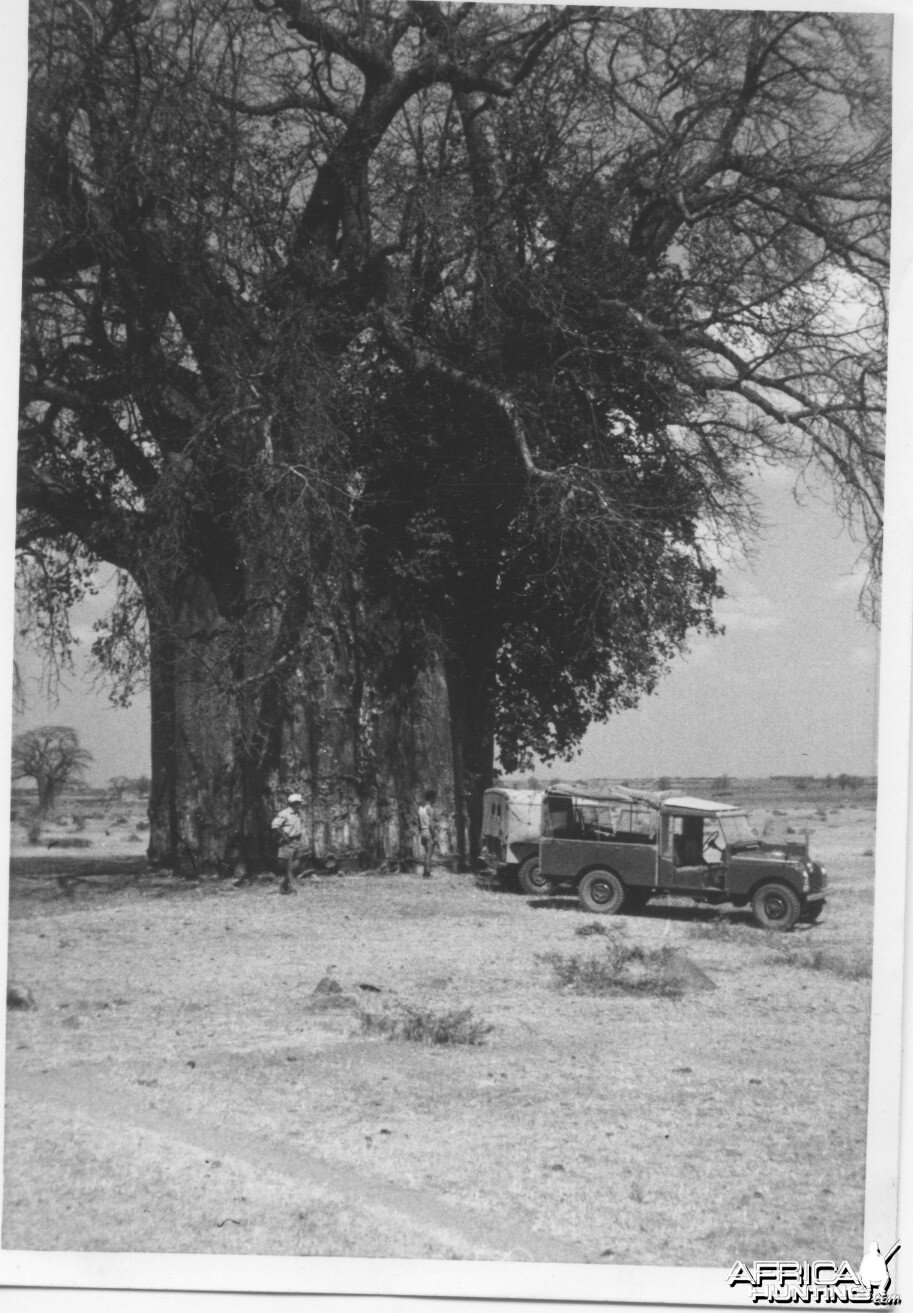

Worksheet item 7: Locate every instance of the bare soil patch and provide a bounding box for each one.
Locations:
[3,797,874,1264]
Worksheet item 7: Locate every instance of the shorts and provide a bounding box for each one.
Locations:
[279,843,303,862]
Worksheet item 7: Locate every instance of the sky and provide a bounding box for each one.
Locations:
[551,465,880,781]
[12,459,880,789]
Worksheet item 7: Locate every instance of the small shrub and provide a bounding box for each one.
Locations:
[136,820,150,832]
[127,832,142,843]
[539,931,685,999]
[576,921,609,938]
[109,814,128,827]
[72,814,86,832]
[360,1005,492,1045]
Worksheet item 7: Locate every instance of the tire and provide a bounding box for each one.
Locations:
[802,900,826,923]
[752,882,801,932]
[578,868,625,915]
[518,855,554,897]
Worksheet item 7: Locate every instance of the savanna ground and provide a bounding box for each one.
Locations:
[3,784,875,1266]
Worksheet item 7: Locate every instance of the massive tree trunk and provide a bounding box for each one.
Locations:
[146,592,179,866]
[444,652,497,870]
[143,567,454,876]
[443,560,500,868]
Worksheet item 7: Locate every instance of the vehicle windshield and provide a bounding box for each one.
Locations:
[718,812,758,847]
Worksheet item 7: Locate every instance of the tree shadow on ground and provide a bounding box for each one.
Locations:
[9,855,209,908]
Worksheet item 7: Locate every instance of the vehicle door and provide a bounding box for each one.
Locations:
[657,811,719,891]
[538,794,579,880]
[657,812,676,889]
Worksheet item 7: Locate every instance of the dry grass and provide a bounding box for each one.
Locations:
[687,913,745,941]
[575,921,610,938]
[3,790,876,1266]
[765,938,871,980]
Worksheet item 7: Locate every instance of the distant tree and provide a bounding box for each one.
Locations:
[108,776,132,804]
[712,775,732,795]
[525,776,540,791]
[655,777,672,792]
[12,726,93,814]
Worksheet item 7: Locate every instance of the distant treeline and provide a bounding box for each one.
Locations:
[502,775,876,794]
[768,775,875,792]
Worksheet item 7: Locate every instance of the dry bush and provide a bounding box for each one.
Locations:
[575,921,610,938]
[765,939,871,981]
[360,1005,493,1045]
[539,932,685,999]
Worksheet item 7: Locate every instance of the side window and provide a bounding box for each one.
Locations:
[576,805,615,839]
[544,797,574,837]
[629,806,656,840]
[661,815,675,860]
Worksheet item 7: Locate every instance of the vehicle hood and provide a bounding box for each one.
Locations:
[730,836,810,862]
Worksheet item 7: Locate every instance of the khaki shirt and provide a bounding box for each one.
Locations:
[272,807,304,844]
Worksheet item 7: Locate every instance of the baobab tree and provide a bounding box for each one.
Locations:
[19,2,888,866]
[12,725,93,814]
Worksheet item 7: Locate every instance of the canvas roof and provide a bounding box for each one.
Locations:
[544,784,741,815]
[485,788,543,804]
[660,795,741,815]
[545,783,666,809]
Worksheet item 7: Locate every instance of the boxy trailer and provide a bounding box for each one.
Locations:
[480,787,543,892]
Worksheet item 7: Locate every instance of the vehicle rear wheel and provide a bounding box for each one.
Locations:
[518,856,554,897]
[578,868,625,915]
[752,882,801,932]
[802,901,825,923]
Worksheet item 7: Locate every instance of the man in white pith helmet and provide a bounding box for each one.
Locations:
[271,791,306,895]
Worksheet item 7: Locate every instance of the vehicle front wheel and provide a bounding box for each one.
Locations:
[518,856,554,897]
[752,882,801,932]
[578,868,625,915]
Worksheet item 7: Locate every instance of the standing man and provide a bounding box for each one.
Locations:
[418,788,438,879]
[272,792,305,895]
